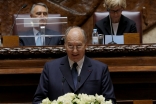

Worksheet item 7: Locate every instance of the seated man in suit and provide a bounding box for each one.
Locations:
[33,26,116,104]
[19,3,63,46]
[94,0,137,35]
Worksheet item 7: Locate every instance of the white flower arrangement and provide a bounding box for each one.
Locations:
[41,93,112,104]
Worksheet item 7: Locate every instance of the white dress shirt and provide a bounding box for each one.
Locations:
[68,57,84,76]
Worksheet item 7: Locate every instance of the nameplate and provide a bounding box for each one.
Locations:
[105,35,124,44]
[2,35,19,47]
[124,33,140,44]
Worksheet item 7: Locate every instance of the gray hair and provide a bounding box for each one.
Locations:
[64,26,87,43]
[104,0,126,10]
[30,3,48,14]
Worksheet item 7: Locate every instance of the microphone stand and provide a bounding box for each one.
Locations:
[62,77,65,95]
[9,4,27,35]
[108,14,117,44]
[40,26,45,46]
[76,76,81,91]
[108,37,117,44]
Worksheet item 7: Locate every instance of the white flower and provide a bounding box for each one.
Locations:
[41,97,51,104]
[78,93,95,103]
[41,93,112,104]
[95,94,105,104]
[57,93,76,104]
[72,97,81,104]
[64,93,76,100]
[105,100,112,104]
[51,100,58,104]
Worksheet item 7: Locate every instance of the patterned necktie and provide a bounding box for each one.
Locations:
[71,62,78,88]
[36,32,42,46]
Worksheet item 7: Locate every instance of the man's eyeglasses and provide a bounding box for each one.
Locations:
[109,8,123,14]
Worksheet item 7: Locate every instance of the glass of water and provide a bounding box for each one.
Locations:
[98,34,104,44]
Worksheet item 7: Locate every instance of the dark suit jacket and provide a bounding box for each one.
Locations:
[18,28,63,46]
[94,14,137,35]
[33,56,116,104]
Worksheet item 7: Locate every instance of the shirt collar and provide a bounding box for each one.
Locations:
[68,57,84,69]
[33,28,39,36]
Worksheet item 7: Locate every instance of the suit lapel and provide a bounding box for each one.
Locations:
[75,56,93,91]
[59,56,75,91]
[117,15,127,35]
[26,30,36,45]
[45,29,51,45]
[45,37,51,45]
[28,37,35,45]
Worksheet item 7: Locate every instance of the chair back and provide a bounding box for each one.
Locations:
[93,11,142,42]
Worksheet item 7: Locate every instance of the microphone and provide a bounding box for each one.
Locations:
[108,14,117,44]
[40,26,45,45]
[62,77,65,94]
[60,37,64,45]
[21,4,27,9]
[9,4,27,35]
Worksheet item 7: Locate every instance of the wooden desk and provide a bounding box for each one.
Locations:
[0,44,156,104]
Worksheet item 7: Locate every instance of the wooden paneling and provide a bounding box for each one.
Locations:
[0,45,156,104]
[1,56,156,74]
[0,58,156,103]
[133,100,153,104]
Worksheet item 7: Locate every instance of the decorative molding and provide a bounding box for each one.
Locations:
[0,44,156,59]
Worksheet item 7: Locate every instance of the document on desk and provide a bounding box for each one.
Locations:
[105,35,124,44]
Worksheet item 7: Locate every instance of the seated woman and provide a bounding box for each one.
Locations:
[94,0,137,35]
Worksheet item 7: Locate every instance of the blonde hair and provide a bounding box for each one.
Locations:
[104,0,126,10]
